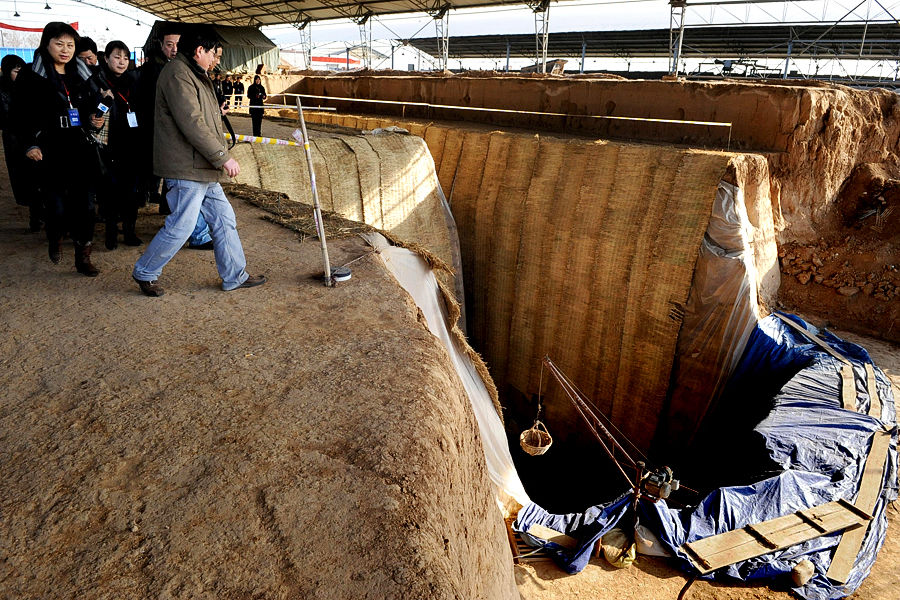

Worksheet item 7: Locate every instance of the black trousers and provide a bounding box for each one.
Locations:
[99,158,140,235]
[250,109,263,137]
[43,180,94,245]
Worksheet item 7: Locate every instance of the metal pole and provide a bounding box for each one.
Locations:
[295,96,333,287]
[783,37,793,78]
[580,39,586,73]
[669,0,687,76]
[505,39,510,72]
[346,48,350,71]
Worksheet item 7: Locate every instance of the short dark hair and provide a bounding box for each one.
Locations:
[104,40,130,57]
[76,36,97,55]
[1,54,26,79]
[178,25,220,62]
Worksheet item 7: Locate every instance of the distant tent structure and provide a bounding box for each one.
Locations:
[142,20,279,74]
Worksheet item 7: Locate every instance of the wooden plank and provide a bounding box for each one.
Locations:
[840,363,857,411]
[683,500,871,575]
[504,519,521,564]
[865,363,881,419]
[771,315,858,411]
[827,429,893,584]
[513,532,555,563]
[526,524,579,550]
[774,314,850,364]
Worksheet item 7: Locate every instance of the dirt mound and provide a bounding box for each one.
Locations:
[0,183,517,599]
[778,160,900,341]
[833,162,900,239]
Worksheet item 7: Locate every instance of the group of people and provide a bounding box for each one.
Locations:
[0,22,266,295]
[211,71,268,137]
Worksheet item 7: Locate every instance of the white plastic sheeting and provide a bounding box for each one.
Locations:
[363,232,531,512]
[661,180,762,451]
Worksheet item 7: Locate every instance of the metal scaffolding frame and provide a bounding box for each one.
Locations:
[352,8,374,68]
[669,0,688,75]
[668,0,900,83]
[293,16,313,70]
[529,0,551,73]
[430,2,451,70]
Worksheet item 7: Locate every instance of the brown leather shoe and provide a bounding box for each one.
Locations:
[133,275,164,297]
[228,274,266,291]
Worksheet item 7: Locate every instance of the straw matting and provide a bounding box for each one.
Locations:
[303,113,734,453]
[230,132,462,302]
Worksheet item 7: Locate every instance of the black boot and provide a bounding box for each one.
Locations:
[105,221,118,250]
[74,242,99,277]
[47,229,62,264]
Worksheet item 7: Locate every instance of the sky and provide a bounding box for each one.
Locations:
[2,0,900,75]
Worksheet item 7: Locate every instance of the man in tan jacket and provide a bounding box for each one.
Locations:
[132,28,265,297]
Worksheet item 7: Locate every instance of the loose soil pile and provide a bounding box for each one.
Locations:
[778,162,900,342]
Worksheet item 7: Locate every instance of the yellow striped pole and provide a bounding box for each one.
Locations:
[224,133,301,146]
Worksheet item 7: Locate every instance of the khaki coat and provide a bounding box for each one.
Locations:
[153,53,228,182]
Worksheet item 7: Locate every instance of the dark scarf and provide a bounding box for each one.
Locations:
[32,52,92,82]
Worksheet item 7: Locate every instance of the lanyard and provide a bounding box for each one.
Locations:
[104,76,131,110]
[61,80,73,109]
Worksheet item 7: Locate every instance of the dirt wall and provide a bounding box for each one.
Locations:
[280,75,900,245]
[292,112,782,456]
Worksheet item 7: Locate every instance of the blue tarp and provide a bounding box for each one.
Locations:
[513,314,898,599]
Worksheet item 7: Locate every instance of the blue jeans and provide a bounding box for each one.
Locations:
[133,179,249,290]
[190,213,213,246]
[162,178,210,245]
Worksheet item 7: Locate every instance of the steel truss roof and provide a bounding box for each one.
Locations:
[117,0,527,28]
[404,23,900,60]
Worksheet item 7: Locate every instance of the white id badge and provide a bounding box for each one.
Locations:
[126,111,138,127]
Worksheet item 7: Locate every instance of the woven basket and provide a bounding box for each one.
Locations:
[520,420,552,456]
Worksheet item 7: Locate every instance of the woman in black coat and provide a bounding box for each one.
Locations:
[0,54,40,229]
[247,75,266,137]
[11,22,104,275]
[91,40,142,250]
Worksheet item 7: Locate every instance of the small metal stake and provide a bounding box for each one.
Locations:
[295,96,333,287]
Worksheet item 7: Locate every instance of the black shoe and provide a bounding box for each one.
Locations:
[188,241,214,250]
[48,239,62,264]
[133,275,164,297]
[228,274,266,291]
[105,226,118,250]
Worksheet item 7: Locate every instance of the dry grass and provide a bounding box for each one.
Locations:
[225,182,376,243]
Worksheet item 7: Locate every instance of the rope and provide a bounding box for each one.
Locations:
[546,355,649,464]
[542,356,635,488]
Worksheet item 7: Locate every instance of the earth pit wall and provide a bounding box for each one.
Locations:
[278,74,900,244]
[268,74,899,501]
[252,115,776,492]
